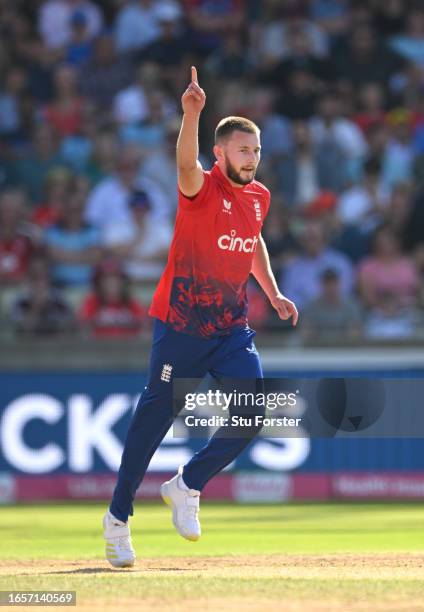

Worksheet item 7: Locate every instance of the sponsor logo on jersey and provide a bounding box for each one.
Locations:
[222,198,232,214]
[217,230,259,253]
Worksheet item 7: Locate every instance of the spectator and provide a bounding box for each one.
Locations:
[60,104,97,172]
[390,9,424,68]
[11,255,74,336]
[0,65,27,142]
[309,0,350,39]
[118,89,176,149]
[115,0,181,54]
[185,0,245,57]
[358,225,419,309]
[38,0,103,50]
[0,189,36,285]
[80,34,134,111]
[280,219,354,308]
[65,10,95,67]
[255,5,328,70]
[79,258,148,338]
[331,24,405,88]
[45,188,101,286]
[353,82,387,135]
[101,189,172,282]
[264,25,331,87]
[372,0,406,37]
[141,3,189,88]
[337,157,389,230]
[42,64,86,137]
[382,109,415,189]
[112,63,152,126]
[85,145,170,239]
[367,121,390,161]
[32,167,73,229]
[301,268,362,342]
[140,117,180,211]
[364,290,422,340]
[275,69,319,120]
[310,92,368,175]
[383,182,414,248]
[276,119,348,208]
[245,88,292,162]
[206,33,252,81]
[8,123,66,203]
[83,131,119,185]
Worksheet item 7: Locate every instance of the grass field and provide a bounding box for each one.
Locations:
[0,502,423,611]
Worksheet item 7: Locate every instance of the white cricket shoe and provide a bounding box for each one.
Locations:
[160,466,201,541]
[103,510,136,568]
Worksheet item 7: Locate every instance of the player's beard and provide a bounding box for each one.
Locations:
[224,154,256,185]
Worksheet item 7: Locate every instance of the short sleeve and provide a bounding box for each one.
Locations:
[177,171,213,213]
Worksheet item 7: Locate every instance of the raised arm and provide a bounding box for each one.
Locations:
[177,66,206,197]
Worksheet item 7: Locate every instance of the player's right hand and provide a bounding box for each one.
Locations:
[181,66,206,115]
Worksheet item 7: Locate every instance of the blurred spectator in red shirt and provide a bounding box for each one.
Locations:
[353,82,387,135]
[42,64,86,137]
[79,259,148,338]
[0,189,36,285]
[32,167,73,229]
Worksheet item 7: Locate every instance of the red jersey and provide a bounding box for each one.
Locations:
[149,163,270,337]
[0,234,34,283]
[80,295,147,338]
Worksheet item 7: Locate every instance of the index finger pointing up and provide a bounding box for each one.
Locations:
[191,66,198,84]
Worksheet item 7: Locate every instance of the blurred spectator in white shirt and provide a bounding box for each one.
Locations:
[102,190,172,282]
[38,0,103,50]
[337,157,390,230]
[85,145,170,239]
[310,92,368,180]
[114,0,182,54]
[113,63,150,126]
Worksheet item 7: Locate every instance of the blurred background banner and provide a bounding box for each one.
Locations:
[1,0,424,504]
[2,366,424,503]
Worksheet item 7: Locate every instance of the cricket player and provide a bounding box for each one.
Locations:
[103,67,298,567]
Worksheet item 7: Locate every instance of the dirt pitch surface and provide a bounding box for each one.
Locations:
[1,554,423,612]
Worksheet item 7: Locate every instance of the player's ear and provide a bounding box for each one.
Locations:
[213,143,223,161]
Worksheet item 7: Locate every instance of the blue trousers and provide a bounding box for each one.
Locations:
[110,318,264,521]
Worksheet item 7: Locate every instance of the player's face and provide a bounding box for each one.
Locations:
[219,131,261,186]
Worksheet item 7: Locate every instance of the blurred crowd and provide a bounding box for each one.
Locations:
[1,0,424,343]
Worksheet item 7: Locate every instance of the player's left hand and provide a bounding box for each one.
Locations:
[270,294,298,326]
